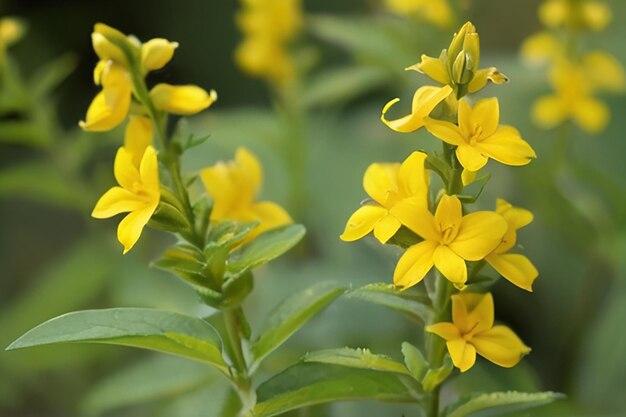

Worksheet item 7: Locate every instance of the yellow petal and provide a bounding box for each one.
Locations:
[396,151,429,202]
[582,51,625,93]
[91,187,145,218]
[79,64,132,132]
[454,292,494,334]
[486,253,538,292]
[472,325,531,368]
[340,205,387,242]
[407,54,450,85]
[433,245,467,285]
[424,118,465,146]
[374,214,402,244]
[201,163,236,221]
[390,200,439,242]
[449,211,507,260]
[381,85,452,133]
[250,201,292,237]
[363,162,400,205]
[581,1,611,31]
[496,198,533,230]
[393,240,437,289]
[467,67,508,94]
[520,31,563,66]
[538,0,567,28]
[426,322,460,341]
[139,146,161,198]
[572,97,609,134]
[461,169,477,186]
[150,83,217,115]
[124,116,154,168]
[447,338,476,372]
[456,145,488,172]
[91,32,126,64]
[471,98,499,138]
[141,38,178,72]
[113,147,141,190]
[476,126,536,167]
[435,195,462,240]
[235,147,263,195]
[531,95,566,129]
[118,206,157,254]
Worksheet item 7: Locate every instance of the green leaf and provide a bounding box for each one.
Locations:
[251,282,346,367]
[29,53,77,98]
[226,224,305,274]
[249,363,416,417]
[442,391,564,417]
[6,308,229,375]
[301,66,388,109]
[82,355,216,416]
[0,120,52,147]
[303,347,409,375]
[402,342,428,382]
[422,355,453,392]
[347,283,432,323]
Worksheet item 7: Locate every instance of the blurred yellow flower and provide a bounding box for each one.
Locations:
[235,0,301,85]
[485,199,538,292]
[200,147,291,240]
[381,85,452,133]
[92,145,160,254]
[391,195,507,289]
[0,17,25,49]
[408,22,508,95]
[520,31,564,67]
[539,0,611,31]
[149,83,217,115]
[341,151,429,244]
[427,292,531,372]
[425,98,536,172]
[385,0,453,28]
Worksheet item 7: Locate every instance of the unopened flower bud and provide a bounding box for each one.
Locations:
[141,38,179,72]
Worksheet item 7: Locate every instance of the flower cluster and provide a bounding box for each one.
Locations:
[384,0,453,29]
[235,0,302,86]
[521,0,625,134]
[342,22,537,372]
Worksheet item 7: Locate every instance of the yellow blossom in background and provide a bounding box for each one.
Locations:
[341,151,429,244]
[200,147,292,240]
[381,85,452,133]
[539,0,611,31]
[520,31,564,67]
[92,145,160,254]
[235,0,302,85]
[408,22,508,96]
[427,292,531,372]
[385,0,453,28]
[485,199,538,292]
[425,98,536,172]
[391,195,507,289]
[0,17,25,50]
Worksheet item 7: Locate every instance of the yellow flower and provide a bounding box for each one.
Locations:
[520,31,564,67]
[341,152,429,244]
[539,0,611,31]
[381,85,452,133]
[91,144,160,254]
[391,195,507,288]
[149,83,217,115]
[407,22,508,95]
[385,0,453,28]
[140,38,179,73]
[124,116,153,168]
[425,98,536,172]
[200,147,291,240]
[0,17,25,49]
[427,292,531,372]
[79,61,132,132]
[485,199,538,292]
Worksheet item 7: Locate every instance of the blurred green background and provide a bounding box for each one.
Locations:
[1,0,625,416]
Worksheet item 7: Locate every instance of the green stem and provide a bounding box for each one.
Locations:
[224,307,255,414]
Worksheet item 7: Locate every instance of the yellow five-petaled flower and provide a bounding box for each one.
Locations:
[200,147,292,241]
[427,292,531,372]
[391,194,507,289]
[425,98,536,173]
[91,118,160,254]
[341,151,429,244]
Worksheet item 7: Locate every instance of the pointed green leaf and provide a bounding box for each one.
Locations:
[227,224,305,274]
[251,282,346,367]
[303,347,409,375]
[249,363,416,417]
[347,283,432,323]
[82,355,216,415]
[7,308,229,375]
[422,355,453,392]
[443,391,565,417]
[29,53,77,98]
[402,342,428,382]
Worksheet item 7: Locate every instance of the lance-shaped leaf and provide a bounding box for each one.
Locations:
[347,283,432,323]
[227,224,305,274]
[442,391,564,417]
[6,308,229,375]
[303,347,410,375]
[248,363,416,417]
[251,282,346,368]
